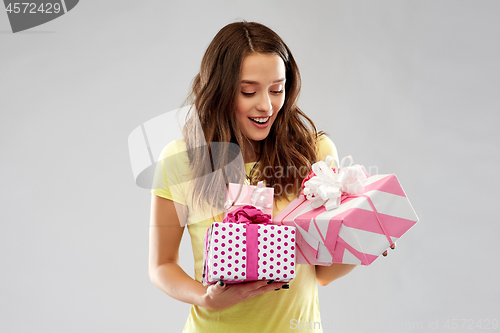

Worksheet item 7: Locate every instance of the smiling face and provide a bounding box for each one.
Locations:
[235,53,286,156]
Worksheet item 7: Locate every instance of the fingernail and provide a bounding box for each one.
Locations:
[267,279,275,284]
[218,281,224,287]
[282,284,290,289]
[275,288,281,291]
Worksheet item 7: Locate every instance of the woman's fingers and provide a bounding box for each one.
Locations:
[228,280,289,296]
[211,279,290,294]
[206,280,228,297]
[205,280,289,309]
[241,280,289,297]
[237,279,273,290]
[383,243,397,257]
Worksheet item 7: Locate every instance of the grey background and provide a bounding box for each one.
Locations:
[1,1,499,332]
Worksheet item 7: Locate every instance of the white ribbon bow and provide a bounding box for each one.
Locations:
[224,181,272,211]
[250,181,272,211]
[303,155,367,210]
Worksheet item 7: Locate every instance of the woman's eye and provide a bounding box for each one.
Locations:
[241,90,283,96]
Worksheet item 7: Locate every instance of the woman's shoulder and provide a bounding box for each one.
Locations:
[157,139,188,160]
[316,134,338,162]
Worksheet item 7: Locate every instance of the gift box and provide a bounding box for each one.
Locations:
[202,206,296,285]
[224,181,274,217]
[273,156,418,266]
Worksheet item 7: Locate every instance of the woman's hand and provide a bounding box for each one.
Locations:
[202,280,289,310]
[382,243,396,257]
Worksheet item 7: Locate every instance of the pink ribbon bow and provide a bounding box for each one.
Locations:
[223,205,271,225]
[220,205,271,281]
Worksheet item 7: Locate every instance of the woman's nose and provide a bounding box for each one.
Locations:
[256,92,273,112]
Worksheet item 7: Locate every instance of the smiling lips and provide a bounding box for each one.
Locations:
[249,116,270,124]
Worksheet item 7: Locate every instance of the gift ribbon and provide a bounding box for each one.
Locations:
[203,223,213,284]
[303,155,367,211]
[224,181,273,212]
[246,224,258,280]
[223,205,271,281]
[224,205,272,225]
[356,194,394,247]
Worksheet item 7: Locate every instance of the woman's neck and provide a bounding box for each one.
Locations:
[244,152,259,163]
[242,139,260,163]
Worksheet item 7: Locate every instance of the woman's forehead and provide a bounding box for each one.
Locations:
[240,53,286,85]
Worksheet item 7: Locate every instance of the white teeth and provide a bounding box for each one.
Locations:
[250,117,270,124]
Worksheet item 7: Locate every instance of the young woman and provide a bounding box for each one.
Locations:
[149,21,358,332]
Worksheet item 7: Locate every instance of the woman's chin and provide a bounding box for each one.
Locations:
[248,133,269,142]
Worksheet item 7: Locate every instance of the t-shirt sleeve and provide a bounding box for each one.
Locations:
[316,134,338,163]
[151,140,190,205]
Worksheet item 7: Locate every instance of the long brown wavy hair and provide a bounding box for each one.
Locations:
[182,21,324,212]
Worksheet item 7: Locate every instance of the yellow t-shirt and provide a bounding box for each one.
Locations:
[152,135,337,333]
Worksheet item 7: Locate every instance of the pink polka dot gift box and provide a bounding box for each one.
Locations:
[202,205,296,285]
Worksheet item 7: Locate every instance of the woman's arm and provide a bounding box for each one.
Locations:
[315,264,357,286]
[148,194,209,306]
[148,194,286,309]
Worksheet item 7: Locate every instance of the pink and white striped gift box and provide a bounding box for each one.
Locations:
[273,174,418,265]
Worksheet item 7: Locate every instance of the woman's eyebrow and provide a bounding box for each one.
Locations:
[240,78,286,85]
